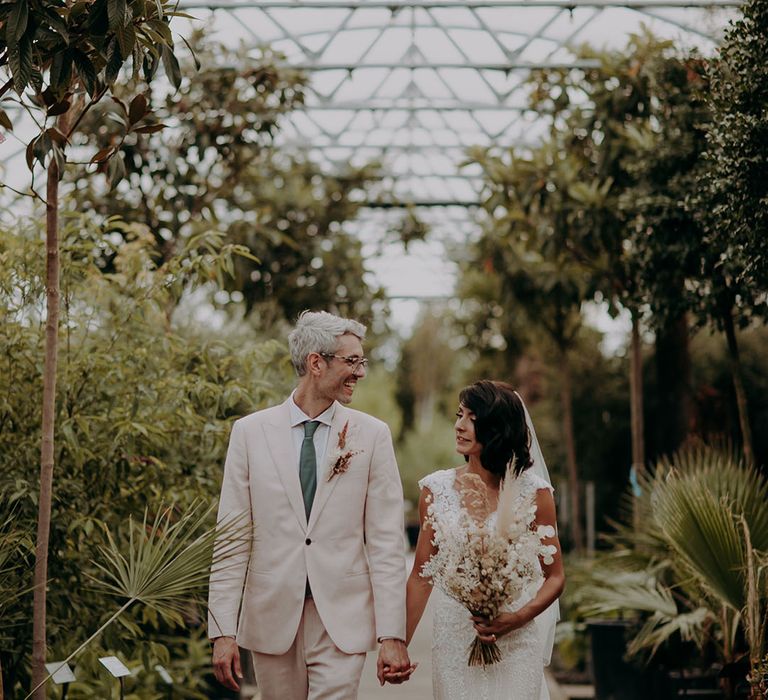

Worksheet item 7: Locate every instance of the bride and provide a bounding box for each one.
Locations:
[392,380,564,700]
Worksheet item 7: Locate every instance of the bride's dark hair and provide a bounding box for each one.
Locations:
[458,380,532,479]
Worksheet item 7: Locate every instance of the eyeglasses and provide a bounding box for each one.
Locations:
[319,353,369,371]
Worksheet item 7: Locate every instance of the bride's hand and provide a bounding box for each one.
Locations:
[471,612,526,642]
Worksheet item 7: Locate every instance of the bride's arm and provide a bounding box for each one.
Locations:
[474,487,565,641]
[405,487,437,645]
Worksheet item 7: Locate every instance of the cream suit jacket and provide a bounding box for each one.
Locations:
[207,399,407,655]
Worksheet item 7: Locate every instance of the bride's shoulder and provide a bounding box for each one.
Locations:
[418,467,458,493]
[520,469,554,495]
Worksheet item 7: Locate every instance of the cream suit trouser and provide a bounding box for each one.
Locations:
[251,598,367,700]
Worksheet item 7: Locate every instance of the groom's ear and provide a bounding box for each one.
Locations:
[307,352,325,376]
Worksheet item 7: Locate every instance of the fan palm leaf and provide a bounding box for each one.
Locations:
[653,476,746,611]
[651,445,768,614]
[578,444,768,667]
[576,560,714,656]
[26,500,249,698]
[89,501,246,619]
[656,445,768,550]
[628,607,712,657]
[579,570,678,618]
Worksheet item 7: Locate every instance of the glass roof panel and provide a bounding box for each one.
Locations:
[178,0,732,308]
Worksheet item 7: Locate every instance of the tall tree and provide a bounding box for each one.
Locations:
[526,37,655,479]
[616,49,710,460]
[1,2,184,694]
[69,33,384,325]
[526,34,716,469]
[697,0,768,465]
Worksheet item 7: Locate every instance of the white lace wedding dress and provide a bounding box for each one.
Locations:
[418,468,553,700]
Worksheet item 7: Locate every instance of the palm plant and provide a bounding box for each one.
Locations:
[577,444,768,695]
[26,501,248,698]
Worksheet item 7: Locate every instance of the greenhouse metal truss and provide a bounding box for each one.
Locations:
[177,0,739,208]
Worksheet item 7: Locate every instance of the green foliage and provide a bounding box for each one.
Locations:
[353,352,460,512]
[544,330,632,526]
[28,501,248,698]
[0,511,34,654]
[71,31,307,198]
[52,629,216,698]
[464,141,589,355]
[618,53,711,329]
[91,502,242,623]
[652,448,768,610]
[388,208,430,250]
[576,444,768,668]
[452,265,529,380]
[524,31,716,328]
[0,0,180,99]
[699,0,768,296]
[0,213,291,694]
[0,0,187,178]
[68,31,385,325]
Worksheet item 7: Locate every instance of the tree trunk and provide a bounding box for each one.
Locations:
[559,348,583,554]
[31,151,62,699]
[654,313,693,457]
[721,303,754,466]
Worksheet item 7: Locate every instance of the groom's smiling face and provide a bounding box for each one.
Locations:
[317,333,367,405]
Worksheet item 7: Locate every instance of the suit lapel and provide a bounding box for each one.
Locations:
[264,401,307,531]
[307,404,348,533]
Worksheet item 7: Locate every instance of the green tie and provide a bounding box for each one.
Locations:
[299,421,320,518]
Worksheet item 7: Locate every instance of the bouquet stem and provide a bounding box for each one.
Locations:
[468,638,502,666]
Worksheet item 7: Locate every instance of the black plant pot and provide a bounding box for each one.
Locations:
[587,619,670,700]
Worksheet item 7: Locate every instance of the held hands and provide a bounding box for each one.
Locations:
[212,636,243,691]
[377,639,418,685]
[471,611,527,643]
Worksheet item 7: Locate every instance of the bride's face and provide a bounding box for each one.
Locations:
[455,404,482,457]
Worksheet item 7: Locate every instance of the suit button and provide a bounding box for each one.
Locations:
[305,538,311,545]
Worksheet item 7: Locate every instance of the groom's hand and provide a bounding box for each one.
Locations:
[212,636,243,691]
[377,639,416,685]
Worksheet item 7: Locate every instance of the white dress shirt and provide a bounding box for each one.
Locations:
[288,391,336,480]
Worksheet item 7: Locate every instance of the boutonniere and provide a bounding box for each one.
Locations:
[327,420,363,481]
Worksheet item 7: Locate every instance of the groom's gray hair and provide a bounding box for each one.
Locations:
[288,310,367,376]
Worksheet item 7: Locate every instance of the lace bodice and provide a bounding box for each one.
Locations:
[419,467,552,531]
[417,467,553,700]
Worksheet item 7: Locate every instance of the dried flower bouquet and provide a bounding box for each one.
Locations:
[421,468,556,666]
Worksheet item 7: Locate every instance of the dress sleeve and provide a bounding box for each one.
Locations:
[418,469,449,496]
[526,470,554,494]
[418,472,435,492]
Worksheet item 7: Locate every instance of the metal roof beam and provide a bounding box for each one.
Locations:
[287,61,600,71]
[181,0,740,9]
[635,8,723,40]
[299,103,533,111]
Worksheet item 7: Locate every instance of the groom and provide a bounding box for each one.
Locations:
[208,310,412,698]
